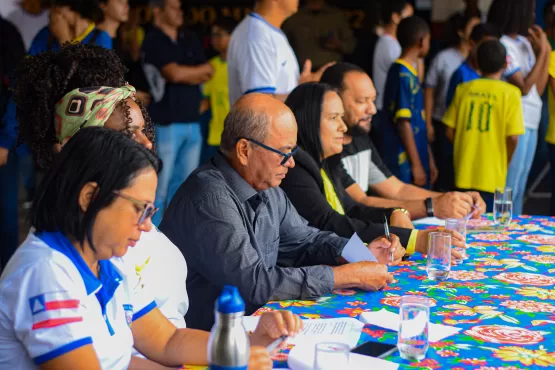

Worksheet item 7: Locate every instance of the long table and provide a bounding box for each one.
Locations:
[253,215,555,369]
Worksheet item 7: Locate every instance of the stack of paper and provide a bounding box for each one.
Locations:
[412,217,444,226]
[359,309,461,342]
[243,316,365,348]
[287,343,399,370]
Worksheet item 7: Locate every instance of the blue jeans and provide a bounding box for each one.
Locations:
[506,128,538,215]
[153,122,202,226]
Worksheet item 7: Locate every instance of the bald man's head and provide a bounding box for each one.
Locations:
[220,93,296,155]
[220,93,298,191]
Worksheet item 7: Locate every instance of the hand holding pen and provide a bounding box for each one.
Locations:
[383,213,394,264]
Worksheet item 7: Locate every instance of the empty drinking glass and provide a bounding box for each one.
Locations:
[494,188,513,227]
[398,295,430,362]
[426,232,451,281]
[313,342,350,369]
[445,218,467,263]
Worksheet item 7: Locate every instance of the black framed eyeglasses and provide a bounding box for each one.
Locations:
[114,191,158,225]
[236,137,298,165]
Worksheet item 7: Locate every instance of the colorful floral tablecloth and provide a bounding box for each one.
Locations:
[252,215,555,369]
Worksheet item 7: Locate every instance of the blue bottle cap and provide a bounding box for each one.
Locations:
[216,285,245,314]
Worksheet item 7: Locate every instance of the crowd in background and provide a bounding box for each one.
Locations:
[0,0,554,261]
[0,0,554,368]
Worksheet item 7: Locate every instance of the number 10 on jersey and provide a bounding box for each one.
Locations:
[466,100,492,132]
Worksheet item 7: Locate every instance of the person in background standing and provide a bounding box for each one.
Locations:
[380,16,434,188]
[200,17,237,162]
[98,0,151,106]
[372,0,414,113]
[6,0,49,51]
[117,3,152,106]
[488,0,550,215]
[29,0,112,55]
[282,0,355,71]
[0,14,25,270]
[445,23,502,108]
[0,0,112,270]
[227,0,332,105]
[443,40,525,211]
[142,0,213,226]
[98,0,129,52]
[424,13,480,191]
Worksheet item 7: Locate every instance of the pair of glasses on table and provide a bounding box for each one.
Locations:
[236,137,298,165]
[114,191,158,225]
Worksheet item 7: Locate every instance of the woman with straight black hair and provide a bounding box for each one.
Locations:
[281,83,467,259]
[0,127,301,370]
[488,0,550,215]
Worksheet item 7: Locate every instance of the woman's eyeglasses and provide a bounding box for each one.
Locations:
[236,137,298,165]
[113,191,158,225]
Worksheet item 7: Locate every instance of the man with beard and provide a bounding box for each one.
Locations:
[321,63,486,220]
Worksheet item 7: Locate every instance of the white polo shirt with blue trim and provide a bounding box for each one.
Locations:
[228,12,300,105]
[0,231,157,369]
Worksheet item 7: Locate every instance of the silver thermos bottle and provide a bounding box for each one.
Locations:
[208,285,250,370]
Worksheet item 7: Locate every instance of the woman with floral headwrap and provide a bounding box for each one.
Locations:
[12,44,192,363]
[52,85,151,151]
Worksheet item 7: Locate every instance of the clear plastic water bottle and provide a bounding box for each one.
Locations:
[208,285,250,370]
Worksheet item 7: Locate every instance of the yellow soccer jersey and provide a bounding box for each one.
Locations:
[203,56,229,146]
[442,78,525,193]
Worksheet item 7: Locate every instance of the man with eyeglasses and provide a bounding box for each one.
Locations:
[160,93,404,330]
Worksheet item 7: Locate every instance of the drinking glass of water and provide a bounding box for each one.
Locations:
[398,295,430,362]
[494,188,513,227]
[313,342,350,369]
[445,218,467,263]
[426,232,451,281]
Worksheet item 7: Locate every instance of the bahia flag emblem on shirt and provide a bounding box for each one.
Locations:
[28,292,82,330]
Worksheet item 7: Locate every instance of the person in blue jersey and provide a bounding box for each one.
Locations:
[424,13,480,191]
[0,127,302,370]
[380,16,434,188]
[445,23,502,108]
[30,0,112,54]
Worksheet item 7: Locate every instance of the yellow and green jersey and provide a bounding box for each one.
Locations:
[442,78,525,193]
[203,56,229,146]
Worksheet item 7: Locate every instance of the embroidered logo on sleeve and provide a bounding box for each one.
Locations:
[28,292,82,330]
[123,304,134,327]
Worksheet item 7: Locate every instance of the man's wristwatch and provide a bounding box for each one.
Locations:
[425,197,434,217]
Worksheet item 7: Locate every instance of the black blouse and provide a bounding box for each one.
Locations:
[280,147,413,246]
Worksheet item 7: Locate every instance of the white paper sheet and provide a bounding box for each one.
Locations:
[412,217,445,226]
[288,343,399,370]
[341,232,376,263]
[242,317,364,348]
[359,309,461,343]
[242,315,261,332]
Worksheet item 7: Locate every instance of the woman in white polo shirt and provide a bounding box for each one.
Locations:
[0,127,301,369]
[14,44,187,331]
